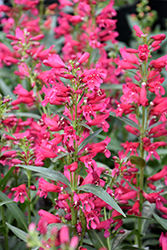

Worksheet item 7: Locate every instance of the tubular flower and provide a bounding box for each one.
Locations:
[159,232,167,250]
[11,184,30,203]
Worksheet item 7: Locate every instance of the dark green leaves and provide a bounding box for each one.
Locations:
[153,212,167,231]
[17,165,70,188]
[88,230,107,249]
[6,223,28,243]
[0,191,27,231]
[78,128,102,152]
[128,156,146,168]
[0,166,15,190]
[110,111,139,129]
[77,184,126,217]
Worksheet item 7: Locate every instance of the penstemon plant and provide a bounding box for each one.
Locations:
[0,1,167,250]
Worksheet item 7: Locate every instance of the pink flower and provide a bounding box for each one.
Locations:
[70,235,79,249]
[78,52,90,64]
[127,200,141,216]
[11,184,30,203]
[133,25,144,38]
[84,210,100,229]
[148,166,167,184]
[37,178,61,198]
[37,210,61,233]
[151,34,166,41]
[138,44,149,61]
[43,54,66,68]
[159,232,167,250]
[67,162,78,172]
[60,226,70,244]
[139,82,148,106]
[87,113,110,132]
[82,67,106,91]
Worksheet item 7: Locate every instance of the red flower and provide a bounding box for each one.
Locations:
[148,166,167,185]
[37,178,61,198]
[43,54,66,68]
[11,184,30,203]
[159,232,167,250]
[82,67,106,91]
[139,82,148,106]
[133,25,144,38]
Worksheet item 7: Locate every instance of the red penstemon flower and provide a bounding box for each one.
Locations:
[11,184,30,203]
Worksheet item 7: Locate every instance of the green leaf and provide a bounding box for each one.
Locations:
[17,165,71,188]
[0,78,15,99]
[47,223,69,232]
[88,229,107,249]
[97,133,122,151]
[112,229,132,250]
[78,128,102,152]
[77,184,126,217]
[120,245,147,250]
[110,112,139,129]
[0,191,27,231]
[148,121,163,130]
[153,212,167,231]
[142,202,155,234]
[52,111,72,123]
[126,214,154,221]
[0,166,15,190]
[101,84,123,90]
[0,200,14,206]
[128,156,146,168]
[10,112,41,120]
[122,178,138,191]
[0,130,16,139]
[6,222,28,243]
[156,149,167,155]
[51,152,71,163]
[96,161,110,170]
[79,123,93,133]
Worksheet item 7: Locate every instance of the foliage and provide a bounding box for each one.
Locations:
[0,1,167,250]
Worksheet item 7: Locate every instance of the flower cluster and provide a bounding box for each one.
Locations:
[113,25,167,248]
[1,1,167,250]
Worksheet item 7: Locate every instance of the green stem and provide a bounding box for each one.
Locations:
[1,205,8,250]
[104,207,111,250]
[39,0,44,20]
[27,170,31,224]
[138,105,146,248]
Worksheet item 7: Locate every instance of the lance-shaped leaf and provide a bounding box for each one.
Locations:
[17,165,70,188]
[0,191,27,231]
[128,155,146,168]
[47,223,69,232]
[51,152,71,163]
[78,128,102,152]
[0,200,14,206]
[110,111,139,129]
[79,123,93,133]
[0,78,15,99]
[88,229,107,249]
[0,130,16,139]
[157,149,167,155]
[101,83,123,90]
[52,111,72,123]
[0,166,15,190]
[147,121,163,130]
[77,184,126,217]
[119,244,147,250]
[112,229,132,250]
[6,223,28,243]
[153,212,167,231]
[11,112,41,120]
